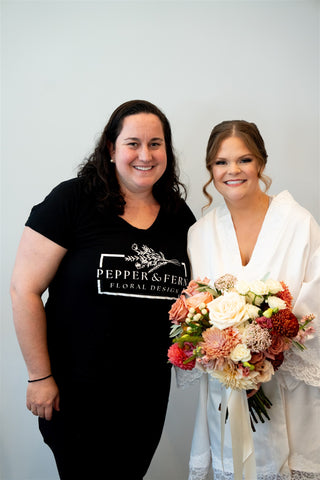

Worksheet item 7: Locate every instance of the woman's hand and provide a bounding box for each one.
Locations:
[27,376,60,420]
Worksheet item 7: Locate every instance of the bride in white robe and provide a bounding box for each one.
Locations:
[186,121,320,480]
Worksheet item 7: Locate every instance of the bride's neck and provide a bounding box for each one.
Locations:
[226,191,270,221]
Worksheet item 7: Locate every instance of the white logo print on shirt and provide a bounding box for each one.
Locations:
[97,243,188,300]
[125,243,181,273]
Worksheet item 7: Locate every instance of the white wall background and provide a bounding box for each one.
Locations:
[1,1,319,479]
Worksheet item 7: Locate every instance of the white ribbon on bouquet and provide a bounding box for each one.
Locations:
[220,388,257,480]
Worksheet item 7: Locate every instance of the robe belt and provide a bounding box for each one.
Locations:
[220,388,257,480]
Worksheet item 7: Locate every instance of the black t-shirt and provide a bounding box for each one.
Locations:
[26,178,196,383]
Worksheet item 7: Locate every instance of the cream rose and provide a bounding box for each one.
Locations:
[264,279,283,294]
[249,280,269,296]
[267,296,286,310]
[235,280,250,295]
[230,343,252,362]
[245,304,260,320]
[207,291,249,330]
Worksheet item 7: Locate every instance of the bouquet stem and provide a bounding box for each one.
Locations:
[247,386,272,432]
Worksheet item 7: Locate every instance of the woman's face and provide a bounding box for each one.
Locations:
[109,113,167,197]
[212,136,262,205]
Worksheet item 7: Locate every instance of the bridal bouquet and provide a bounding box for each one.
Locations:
[168,274,315,429]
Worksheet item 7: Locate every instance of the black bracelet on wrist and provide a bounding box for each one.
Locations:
[28,374,53,383]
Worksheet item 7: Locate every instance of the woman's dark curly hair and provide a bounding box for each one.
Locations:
[78,99,186,214]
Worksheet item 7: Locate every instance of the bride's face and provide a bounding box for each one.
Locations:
[212,136,262,204]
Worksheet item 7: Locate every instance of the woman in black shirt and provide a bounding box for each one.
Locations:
[10,100,195,479]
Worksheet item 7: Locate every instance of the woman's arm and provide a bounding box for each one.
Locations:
[10,226,67,420]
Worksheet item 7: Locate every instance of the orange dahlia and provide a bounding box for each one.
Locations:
[276,282,293,309]
[271,309,299,338]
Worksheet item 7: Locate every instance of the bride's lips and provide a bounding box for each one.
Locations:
[224,179,246,185]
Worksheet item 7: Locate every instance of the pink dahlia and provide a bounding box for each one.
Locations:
[200,327,240,359]
[168,343,195,370]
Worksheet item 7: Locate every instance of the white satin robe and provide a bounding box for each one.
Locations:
[187,191,320,480]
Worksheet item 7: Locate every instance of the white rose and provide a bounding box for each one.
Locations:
[264,279,283,294]
[230,343,252,362]
[235,280,250,295]
[267,296,286,310]
[245,304,260,320]
[249,280,269,296]
[207,291,249,330]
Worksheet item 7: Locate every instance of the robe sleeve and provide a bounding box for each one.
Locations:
[280,216,320,388]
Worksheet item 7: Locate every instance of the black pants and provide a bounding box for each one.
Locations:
[39,372,171,479]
